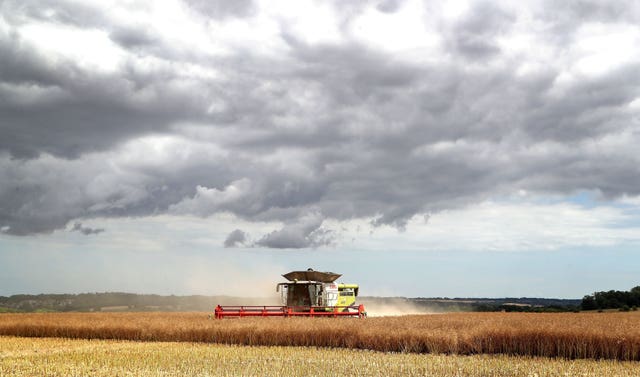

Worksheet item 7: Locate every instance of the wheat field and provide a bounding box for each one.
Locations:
[1,311,640,361]
[2,336,640,377]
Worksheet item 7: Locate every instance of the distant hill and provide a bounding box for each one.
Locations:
[360,297,581,313]
[0,292,580,313]
[0,293,278,313]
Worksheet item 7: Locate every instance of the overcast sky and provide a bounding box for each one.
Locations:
[1,0,639,299]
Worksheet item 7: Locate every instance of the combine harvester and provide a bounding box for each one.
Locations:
[214,268,366,318]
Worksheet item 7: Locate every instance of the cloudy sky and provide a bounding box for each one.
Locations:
[1,0,639,299]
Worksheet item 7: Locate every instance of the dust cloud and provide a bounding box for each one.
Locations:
[183,260,283,304]
[360,299,436,317]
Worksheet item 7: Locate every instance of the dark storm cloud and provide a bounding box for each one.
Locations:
[0,0,639,246]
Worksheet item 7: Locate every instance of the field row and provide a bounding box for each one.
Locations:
[2,336,640,377]
[1,312,640,360]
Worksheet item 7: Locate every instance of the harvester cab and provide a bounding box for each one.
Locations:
[214,268,366,319]
[276,269,359,310]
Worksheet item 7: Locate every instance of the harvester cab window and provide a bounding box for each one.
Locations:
[338,288,355,296]
[287,284,311,306]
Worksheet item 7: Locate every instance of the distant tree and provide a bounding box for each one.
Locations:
[582,286,640,310]
[631,286,640,306]
[581,295,597,310]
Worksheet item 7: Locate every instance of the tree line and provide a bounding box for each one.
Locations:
[581,286,640,311]
[0,293,276,313]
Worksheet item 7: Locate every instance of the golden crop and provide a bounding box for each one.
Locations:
[1,312,640,361]
[2,336,640,377]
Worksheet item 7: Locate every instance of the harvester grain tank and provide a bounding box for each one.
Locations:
[214,268,366,318]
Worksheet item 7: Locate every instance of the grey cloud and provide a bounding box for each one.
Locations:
[376,0,407,13]
[0,28,222,158]
[540,0,640,31]
[0,1,639,244]
[109,27,157,49]
[0,0,109,29]
[444,2,515,59]
[0,1,227,159]
[522,65,640,142]
[183,0,256,19]
[0,143,236,235]
[255,213,335,249]
[169,176,327,221]
[70,222,104,235]
[224,229,248,248]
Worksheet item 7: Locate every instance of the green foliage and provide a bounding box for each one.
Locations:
[496,304,579,313]
[581,286,640,311]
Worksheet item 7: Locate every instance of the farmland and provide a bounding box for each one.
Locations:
[1,311,640,361]
[2,336,640,377]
